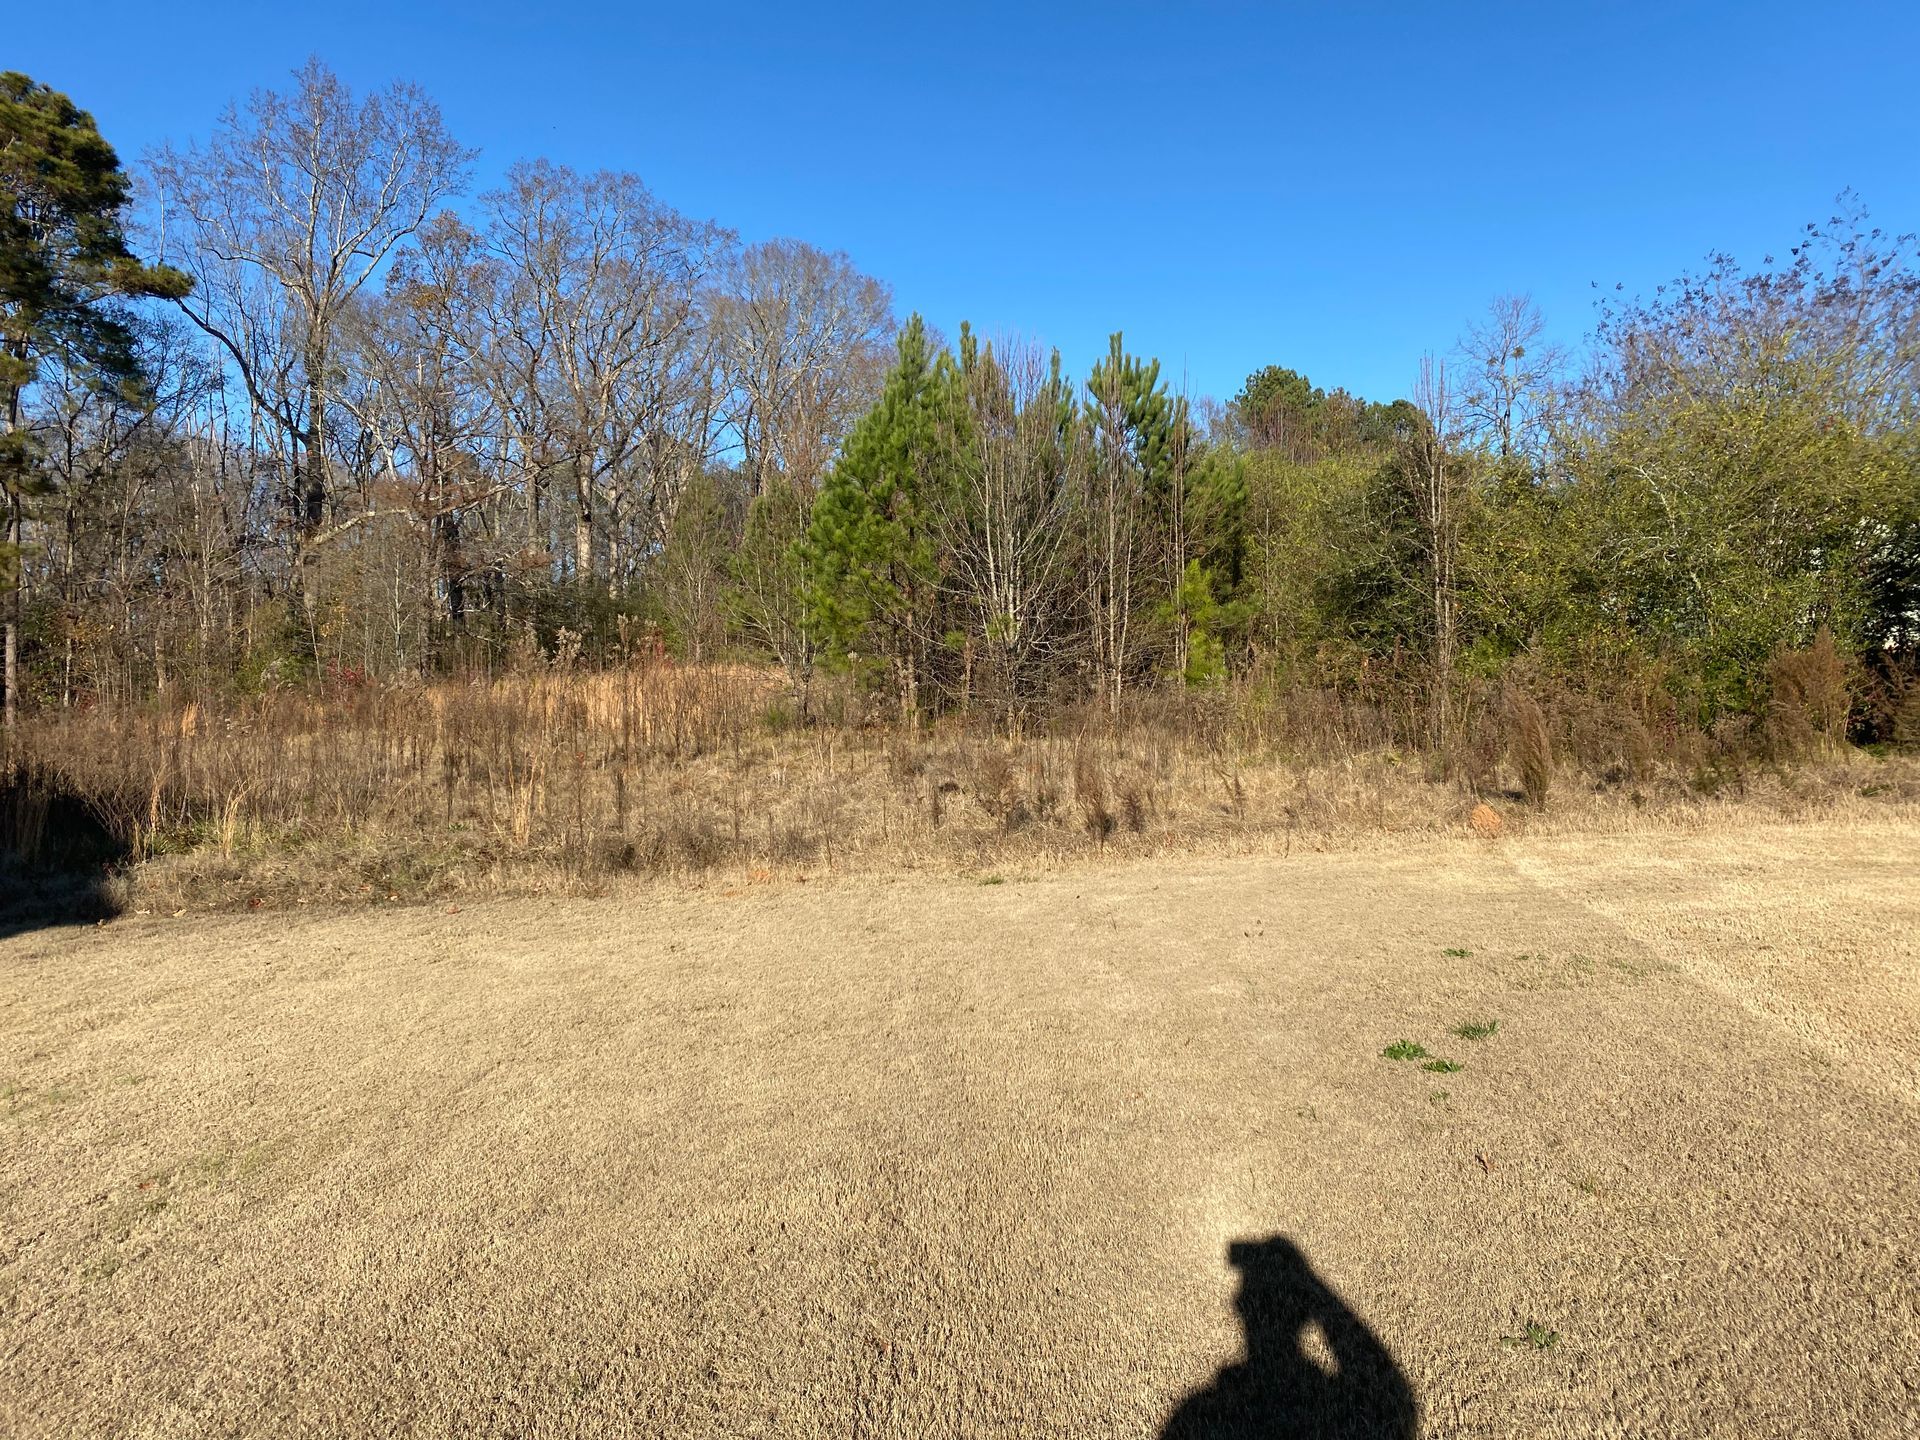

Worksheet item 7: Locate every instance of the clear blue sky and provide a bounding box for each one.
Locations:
[15,1,1920,406]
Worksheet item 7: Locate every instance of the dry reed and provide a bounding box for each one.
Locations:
[5,658,1917,912]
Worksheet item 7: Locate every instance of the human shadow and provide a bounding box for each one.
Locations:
[0,765,129,940]
[1160,1235,1416,1439]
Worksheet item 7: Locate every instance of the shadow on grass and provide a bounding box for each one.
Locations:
[1162,1236,1416,1439]
[1,765,129,940]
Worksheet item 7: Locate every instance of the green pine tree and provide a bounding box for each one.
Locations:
[1086,333,1248,687]
[801,315,963,721]
[2,71,190,725]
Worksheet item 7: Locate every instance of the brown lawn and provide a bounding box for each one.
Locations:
[3,823,1916,1437]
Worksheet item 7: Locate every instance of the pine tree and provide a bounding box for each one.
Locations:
[1083,334,1177,702]
[1,72,189,726]
[1172,446,1249,681]
[1083,335,1249,686]
[801,315,962,721]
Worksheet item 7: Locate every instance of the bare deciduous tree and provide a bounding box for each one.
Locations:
[718,238,893,498]
[939,333,1081,718]
[1455,293,1563,459]
[149,57,472,619]
[479,160,729,588]
[1405,355,1464,749]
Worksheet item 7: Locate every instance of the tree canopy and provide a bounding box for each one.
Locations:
[3,63,1916,756]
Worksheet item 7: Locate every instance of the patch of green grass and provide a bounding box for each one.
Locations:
[1451,1019,1499,1041]
[1428,1088,1450,1106]
[1442,947,1472,958]
[1381,1040,1429,1062]
[977,874,1005,886]
[144,821,214,857]
[1422,1058,1464,1074]
[1502,1321,1561,1351]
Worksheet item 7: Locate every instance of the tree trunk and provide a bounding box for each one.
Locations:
[574,462,593,582]
[289,347,330,646]
[1425,441,1455,754]
[303,356,328,534]
[2,369,19,732]
[440,511,466,634]
[3,488,17,732]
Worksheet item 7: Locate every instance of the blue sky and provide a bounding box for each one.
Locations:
[15,1,1920,406]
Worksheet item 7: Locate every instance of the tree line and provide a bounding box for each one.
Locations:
[4,61,1917,746]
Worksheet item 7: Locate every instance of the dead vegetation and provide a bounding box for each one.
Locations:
[3,658,1916,915]
[3,826,1915,1438]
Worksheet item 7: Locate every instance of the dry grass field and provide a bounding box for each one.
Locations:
[3,822,1917,1437]
[17,665,1916,920]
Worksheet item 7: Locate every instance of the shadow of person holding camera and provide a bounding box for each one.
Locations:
[1161,1235,1416,1439]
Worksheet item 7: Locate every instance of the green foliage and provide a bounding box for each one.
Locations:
[1086,334,1180,498]
[730,473,816,682]
[1,71,190,493]
[1381,1039,1429,1061]
[519,580,650,660]
[1171,560,1229,686]
[801,315,961,710]
[1219,210,1919,735]
[1451,1019,1499,1041]
[1242,452,1364,663]
[1084,341,1250,684]
[1188,447,1247,580]
[1542,396,1904,717]
[1461,208,1920,722]
[1502,1322,1561,1351]
[1239,446,1433,670]
[234,613,315,694]
[1422,1058,1464,1073]
[1,69,193,666]
[13,130,1906,747]
[1231,364,1416,460]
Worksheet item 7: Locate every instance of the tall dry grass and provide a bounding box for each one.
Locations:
[5,655,1916,911]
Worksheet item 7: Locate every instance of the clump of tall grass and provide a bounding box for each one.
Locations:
[1766,629,1852,759]
[5,653,1914,910]
[1504,687,1555,809]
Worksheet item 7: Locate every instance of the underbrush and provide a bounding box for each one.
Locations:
[6,661,1917,913]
